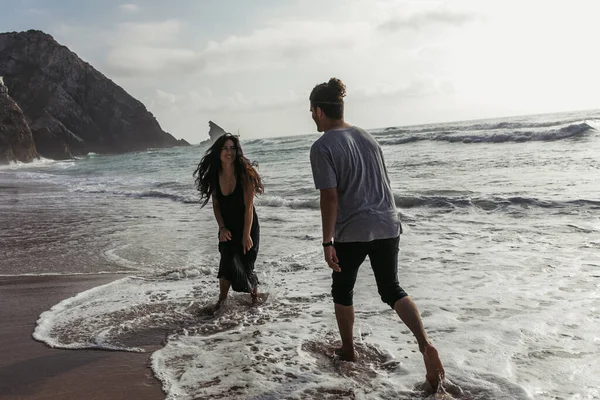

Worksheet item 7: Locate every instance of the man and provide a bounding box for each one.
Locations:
[308,77,445,389]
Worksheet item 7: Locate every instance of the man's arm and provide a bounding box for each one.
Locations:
[320,187,338,243]
[310,144,340,271]
[320,187,340,272]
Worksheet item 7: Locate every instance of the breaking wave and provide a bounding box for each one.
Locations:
[394,193,600,211]
[377,122,595,145]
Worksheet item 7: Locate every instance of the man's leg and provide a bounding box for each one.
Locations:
[393,297,444,389]
[369,237,445,388]
[331,241,367,361]
[334,303,355,361]
[393,296,429,351]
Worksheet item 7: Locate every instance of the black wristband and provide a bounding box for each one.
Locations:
[322,241,333,247]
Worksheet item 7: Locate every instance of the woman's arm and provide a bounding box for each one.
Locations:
[242,179,255,253]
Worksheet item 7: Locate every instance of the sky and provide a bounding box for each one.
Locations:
[1,0,599,142]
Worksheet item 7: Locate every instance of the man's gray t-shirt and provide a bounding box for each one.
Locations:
[310,126,401,243]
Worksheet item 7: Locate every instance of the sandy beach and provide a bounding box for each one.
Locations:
[0,274,164,400]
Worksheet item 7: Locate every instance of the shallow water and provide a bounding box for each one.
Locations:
[1,109,599,399]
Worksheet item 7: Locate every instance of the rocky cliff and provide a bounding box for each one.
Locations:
[208,120,227,142]
[0,30,189,161]
[0,78,39,164]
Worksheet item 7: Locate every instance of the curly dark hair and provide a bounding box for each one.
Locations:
[309,77,347,119]
[193,133,264,207]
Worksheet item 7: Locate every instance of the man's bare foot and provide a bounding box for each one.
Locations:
[423,344,445,390]
[334,347,357,362]
[442,378,464,397]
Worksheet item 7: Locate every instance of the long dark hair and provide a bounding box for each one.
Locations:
[193,133,264,207]
[309,77,346,119]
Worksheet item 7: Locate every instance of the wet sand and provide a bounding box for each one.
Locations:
[0,274,164,400]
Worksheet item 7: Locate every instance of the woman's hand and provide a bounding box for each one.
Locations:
[242,234,253,254]
[219,227,232,242]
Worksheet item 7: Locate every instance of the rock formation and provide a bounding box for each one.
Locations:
[208,121,228,142]
[0,30,189,161]
[0,77,39,164]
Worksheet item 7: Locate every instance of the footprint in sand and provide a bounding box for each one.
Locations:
[301,337,407,382]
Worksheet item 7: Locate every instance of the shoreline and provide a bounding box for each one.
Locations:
[0,273,165,400]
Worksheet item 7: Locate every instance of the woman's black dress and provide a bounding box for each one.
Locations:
[216,178,259,292]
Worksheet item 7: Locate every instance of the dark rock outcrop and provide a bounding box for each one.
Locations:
[0,78,39,164]
[208,121,227,142]
[0,30,189,160]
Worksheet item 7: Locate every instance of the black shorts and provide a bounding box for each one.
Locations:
[332,236,408,308]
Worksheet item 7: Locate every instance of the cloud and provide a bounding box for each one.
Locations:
[205,20,364,55]
[202,91,306,113]
[107,45,203,76]
[155,88,176,103]
[104,20,207,76]
[200,20,370,75]
[352,76,455,101]
[119,4,140,13]
[115,20,181,45]
[53,23,81,36]
[149,87,306,115]
[27,8,49,16]
[104,18,370,77]
[103,5,475,79]
[153,75,451,118]
[378,9,477,31]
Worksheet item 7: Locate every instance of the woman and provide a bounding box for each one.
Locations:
[193,134,264,309]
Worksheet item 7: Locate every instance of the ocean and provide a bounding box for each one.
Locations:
[1,109,599,399]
